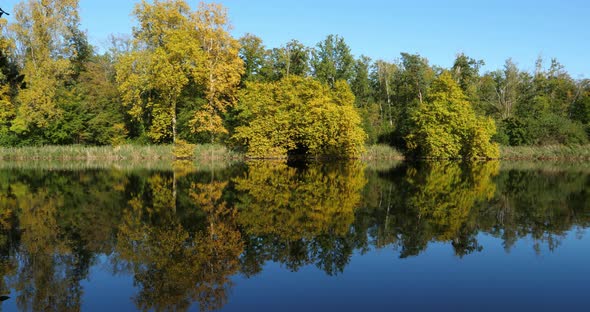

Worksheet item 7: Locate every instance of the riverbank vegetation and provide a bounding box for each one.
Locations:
[0,0,588,160]
[0,144,240,161]
[0,143,403,161]
[500,144,590,160]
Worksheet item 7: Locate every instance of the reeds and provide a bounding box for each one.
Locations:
[361,144,405,161]
[500,145,590,160]
[0,144,243,161]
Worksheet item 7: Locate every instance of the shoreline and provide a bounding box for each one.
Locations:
[0,144,587,161]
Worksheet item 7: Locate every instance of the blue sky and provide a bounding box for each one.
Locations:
[2,0,589,77]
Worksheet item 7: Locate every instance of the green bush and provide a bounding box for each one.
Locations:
[526,114,588,145]
[501,114,588,146]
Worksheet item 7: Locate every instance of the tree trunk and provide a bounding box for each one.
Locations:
[172,169,177,214]
[386,79,393,126]
[172,102,177,144]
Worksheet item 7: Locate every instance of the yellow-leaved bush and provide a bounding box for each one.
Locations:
[233,76,366,159]
[406,71,499,159]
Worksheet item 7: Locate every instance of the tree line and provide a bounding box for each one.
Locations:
[0,0,588,158]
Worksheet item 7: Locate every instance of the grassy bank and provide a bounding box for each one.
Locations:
[361,144,405,161]
[0,144,243,161]
[0,144,405,161]
[500,145,590,160]
[361,144,590,161]
[0,144,587,161]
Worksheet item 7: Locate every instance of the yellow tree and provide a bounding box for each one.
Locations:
[9,0,80,133]
[116,1,243,144]
[190,3,244,142]
[116,0,206,143]
[0,19,15,137]
[117,173,243,311]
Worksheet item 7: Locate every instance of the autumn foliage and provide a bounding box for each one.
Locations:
[405,72,499,159]
[233,76,366,158]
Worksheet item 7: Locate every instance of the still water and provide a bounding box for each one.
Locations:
[0,160,588,311]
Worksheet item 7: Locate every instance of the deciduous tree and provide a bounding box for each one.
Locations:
[10,0,81,134]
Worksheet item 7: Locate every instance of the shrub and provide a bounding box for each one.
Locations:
[172,139,196,159]
[233,76,366,159]
[405,72,499,159]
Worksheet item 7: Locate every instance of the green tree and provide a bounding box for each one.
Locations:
[371,59,398,127]
[571,80,590,126]
[239,33,268,83]
[351,56,384,144]
[269,39,310,80]
[451,53,484,102]
[480,59,520,120]
[311,35,354,87]
[397,53,433,106]
[351,55,372,108]
[406,71,499,159]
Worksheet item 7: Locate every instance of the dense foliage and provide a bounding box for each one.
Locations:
[405,72,499,159]
[0,0,588,158]
[233,76,366,158]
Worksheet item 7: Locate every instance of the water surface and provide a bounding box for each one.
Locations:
[0,160,588,311]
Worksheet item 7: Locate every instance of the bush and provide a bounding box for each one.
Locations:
[172,139,196,159]
[233,76,366,159]
[526,114,588,145]
[501,114,588,146]
[405,72,499,159]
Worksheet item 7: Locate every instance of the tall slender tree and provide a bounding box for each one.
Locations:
[190,3,244,143]
[0,18,16,144]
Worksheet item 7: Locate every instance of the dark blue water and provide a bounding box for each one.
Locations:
[0,161,588,311]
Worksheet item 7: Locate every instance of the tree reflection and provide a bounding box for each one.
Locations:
[0,162,586,310]
[116,173,243,312]
[479,167,590,252]
[235,161,366,275]
[359,161,499,258]
[408,161,499,256]
[0,170,127,312]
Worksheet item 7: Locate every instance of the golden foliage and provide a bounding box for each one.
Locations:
[190,3,244,140]
[116,0,243,143]
[406,71,499,159]
[234,76,366,158]
[10,0,80,132]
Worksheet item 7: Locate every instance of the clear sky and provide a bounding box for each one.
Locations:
[2,0,589,77]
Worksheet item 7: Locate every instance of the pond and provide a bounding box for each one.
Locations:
[0,160,588,311]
